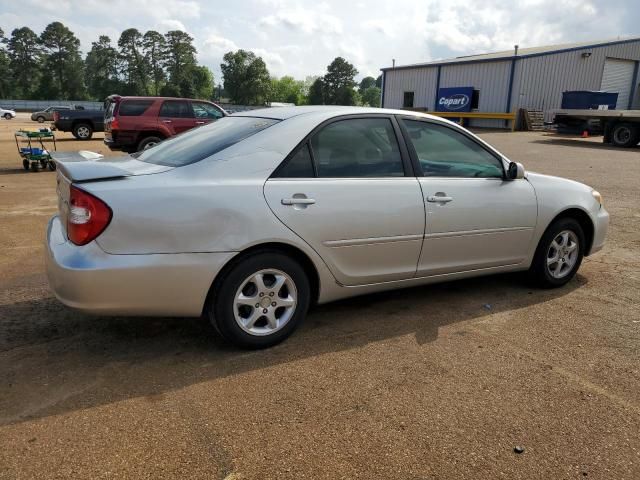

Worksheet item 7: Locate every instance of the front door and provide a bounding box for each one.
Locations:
[399,118,537,276]
[264,116,425,286]
[158,100,195,135]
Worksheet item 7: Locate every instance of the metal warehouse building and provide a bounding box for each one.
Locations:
[380,37,640,127]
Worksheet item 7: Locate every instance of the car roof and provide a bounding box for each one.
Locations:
[231,105,446,123]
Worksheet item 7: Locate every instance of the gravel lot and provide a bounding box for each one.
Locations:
[0,115,638,479]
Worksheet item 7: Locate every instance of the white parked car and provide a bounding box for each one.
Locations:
[46,106,609,348]
[1,106,16,119]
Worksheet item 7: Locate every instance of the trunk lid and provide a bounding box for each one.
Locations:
[52,151,172,237]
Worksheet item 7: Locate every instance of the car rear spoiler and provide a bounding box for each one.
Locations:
[50,151,172,183]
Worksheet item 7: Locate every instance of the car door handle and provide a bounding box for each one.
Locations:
[281,198,316,205]
[162,119,172,123]
[426,195,453,203]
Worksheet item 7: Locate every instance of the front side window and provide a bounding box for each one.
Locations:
[192,102,223,119]
[401,119,503,178]
[159,100,193,118]
[135,117,279,167]
[310,118,404,178]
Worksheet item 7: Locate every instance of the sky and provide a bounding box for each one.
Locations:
[1,0,639,82]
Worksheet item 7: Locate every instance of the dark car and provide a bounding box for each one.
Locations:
[31,106,74,123]
[53,109,105,140]
[104,95,227,152]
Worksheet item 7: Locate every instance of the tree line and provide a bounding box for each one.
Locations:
[221,50,382,107]
[0,22,382,107]
[0,22,213,101]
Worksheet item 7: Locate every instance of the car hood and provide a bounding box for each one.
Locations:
[50,151,173,183]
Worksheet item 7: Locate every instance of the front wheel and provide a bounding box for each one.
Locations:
[528,218,585,288]
[4,113,11,120]
[37,116,45,123]
[207,252,311,348]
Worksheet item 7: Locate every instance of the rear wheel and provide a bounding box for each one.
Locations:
[137,136,162,151]
[611,123,639,148]
[207,252,310,349]
[73,123,93,140]
[3,113,11,120]
[528,218,585,288]
[37,116,45,123]
[22,159,29,170]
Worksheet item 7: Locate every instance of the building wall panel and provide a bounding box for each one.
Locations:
[382,67,438,110]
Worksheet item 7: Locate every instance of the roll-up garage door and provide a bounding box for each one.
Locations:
[600,58,635,109]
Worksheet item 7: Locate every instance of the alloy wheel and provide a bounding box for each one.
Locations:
[233,269,297,336]
[546,230,579,279]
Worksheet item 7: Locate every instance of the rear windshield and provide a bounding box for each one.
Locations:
[134,116,279,167]
[118,100,154,116]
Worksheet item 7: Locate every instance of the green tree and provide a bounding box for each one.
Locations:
[376,74,382,88]
[143,30,166,95]
[163,30,197,96]
[358,76,376,94]
[6,27,41,98]
[323,57,358,105]
[0,27,12,98]
[361,86,381,107]
[39,22,85,99]
[85,35,120,100]
[221,50,270,105]
[269,76,305,104]
[307,77,324,105]
[191,65,214,99]
[118,28,148,95]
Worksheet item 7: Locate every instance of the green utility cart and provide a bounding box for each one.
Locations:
[15,129,57,172]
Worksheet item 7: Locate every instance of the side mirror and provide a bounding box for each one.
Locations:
[507,161,525,180]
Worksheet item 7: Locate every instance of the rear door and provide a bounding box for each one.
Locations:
[191,101,224,127]
[158,100,196,134]
[264,115,425,286]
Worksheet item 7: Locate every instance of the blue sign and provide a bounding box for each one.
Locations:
[436,87,473,112]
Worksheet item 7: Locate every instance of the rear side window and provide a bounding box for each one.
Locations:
[275,143,315,178]
[159,100,193,118]
[135,117,279,167]
[118,100,154,116]
[310,118,404,177]
[192,102,223,119]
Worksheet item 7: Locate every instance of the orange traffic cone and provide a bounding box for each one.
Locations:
[582,130,589,138]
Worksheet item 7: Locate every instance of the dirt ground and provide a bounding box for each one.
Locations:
[0,113,639,480]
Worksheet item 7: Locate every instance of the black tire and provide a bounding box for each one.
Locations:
[4,113,11,120]
[528,217,585,288]
[22,159,30,170]
[37,116,45,123]
[30,162,39,172]
[207,251,311,349]
[611,123,639,148]
[72,123,93,140]
[137,136,162,151]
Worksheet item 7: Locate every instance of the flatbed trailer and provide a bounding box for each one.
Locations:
[552,109,640,148]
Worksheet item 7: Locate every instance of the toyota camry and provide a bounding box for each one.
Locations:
[46,106,609,348]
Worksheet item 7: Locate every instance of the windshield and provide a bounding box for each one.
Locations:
[135,116,279,167]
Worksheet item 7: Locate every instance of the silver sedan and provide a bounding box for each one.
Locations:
[46,106,609,348]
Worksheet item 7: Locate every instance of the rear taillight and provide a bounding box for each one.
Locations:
[110,117,119,130]
[67,185,112,246]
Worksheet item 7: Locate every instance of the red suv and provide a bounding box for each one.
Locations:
[104,95,227,152]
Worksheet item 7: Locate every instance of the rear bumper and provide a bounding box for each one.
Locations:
[588,206,609,255]
[45,216,236,317]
